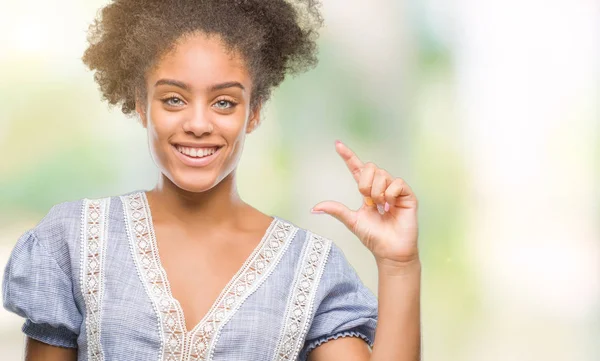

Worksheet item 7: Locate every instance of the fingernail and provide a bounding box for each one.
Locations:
[364,197,374,206]
[311,208,325,214]
[384,202,390,212]
[335,140,342,145]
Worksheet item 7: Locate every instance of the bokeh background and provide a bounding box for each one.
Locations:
[1,0,598,359]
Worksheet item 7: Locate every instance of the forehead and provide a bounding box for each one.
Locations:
[149,32,251,87]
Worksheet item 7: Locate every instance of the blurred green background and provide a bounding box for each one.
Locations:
[1,0,598,360]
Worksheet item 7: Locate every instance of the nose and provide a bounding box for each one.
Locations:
[182,107,213,136]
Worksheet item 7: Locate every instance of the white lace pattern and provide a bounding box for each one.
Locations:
[121,191,297,361]
[80,197,110,361]
[192,219,297,361]
[272,231,332,360]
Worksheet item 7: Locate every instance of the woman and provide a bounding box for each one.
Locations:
[2,0,421,360]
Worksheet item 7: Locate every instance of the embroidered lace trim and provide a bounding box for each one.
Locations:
[272,231,332,361]
[195,219,297,361]
[122,191,296,361]
[122,192,187,360]
[80,197,110,361]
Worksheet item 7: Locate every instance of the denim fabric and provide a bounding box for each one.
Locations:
[2,190,378,360]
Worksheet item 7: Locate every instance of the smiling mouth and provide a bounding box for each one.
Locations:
[174,145,223,158]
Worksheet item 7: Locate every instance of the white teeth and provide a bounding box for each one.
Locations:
[176,145,218,158]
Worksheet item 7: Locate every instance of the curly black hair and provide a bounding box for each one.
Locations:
[82,0,323,119]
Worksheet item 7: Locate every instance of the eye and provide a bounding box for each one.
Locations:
[213,99,237,110]
[161,96,185,107]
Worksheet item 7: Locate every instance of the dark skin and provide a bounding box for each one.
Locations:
[146,189,275,333]
[24,338,76,361]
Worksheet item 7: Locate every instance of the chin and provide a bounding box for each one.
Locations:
[167,171,222,194]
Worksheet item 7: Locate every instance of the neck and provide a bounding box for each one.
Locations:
[145,170,247,230]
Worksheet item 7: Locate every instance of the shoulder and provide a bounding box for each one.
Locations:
[32,198,85,252]
[274,217,336,260]
[275,217,353,263]
[29,191,133,257]
[34,189,140,240]
[281,223,378,358]
[276,218,362,286]
[290,221,353,267]
[289,222,375,299]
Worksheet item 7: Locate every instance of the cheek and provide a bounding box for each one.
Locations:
[227,110,251,137]
[146,112,179,162]
[148,109,178,141]
[227,121,247,140]
[223,121,249,158]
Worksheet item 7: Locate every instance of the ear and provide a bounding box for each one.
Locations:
[135,89,148,128]
[246,100,263,134]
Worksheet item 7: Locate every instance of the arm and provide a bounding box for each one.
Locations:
[309,140,422,361]
[370,259,421,360]
[3,228,83,359]
[308,260,421,361]
[25,337,77,361]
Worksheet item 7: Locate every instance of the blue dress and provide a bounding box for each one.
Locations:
[2,190,378,361]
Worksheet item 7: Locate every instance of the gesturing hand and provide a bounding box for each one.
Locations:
[311,140,419,265]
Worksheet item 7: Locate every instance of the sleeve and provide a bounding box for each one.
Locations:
[2,229,82,348]
[299,242,378,360]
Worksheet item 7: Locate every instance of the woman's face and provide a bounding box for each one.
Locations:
[136,32,261,193]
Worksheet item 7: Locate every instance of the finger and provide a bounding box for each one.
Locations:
[364,196,376,207]
[371,168,392,205]
[335,140,365,184]
[311,200,358,231]
[384,178,417,207]
[358,163,377,201]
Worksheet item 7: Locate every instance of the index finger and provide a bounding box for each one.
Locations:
[335,140,364,183]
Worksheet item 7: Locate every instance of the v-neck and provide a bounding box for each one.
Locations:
[140,190,277,335]
[121,190,297,360]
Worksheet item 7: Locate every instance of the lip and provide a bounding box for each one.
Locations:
[172,144,222,168]
[174,142,224,148]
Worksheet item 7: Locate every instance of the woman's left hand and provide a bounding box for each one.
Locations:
[311,140,419,266]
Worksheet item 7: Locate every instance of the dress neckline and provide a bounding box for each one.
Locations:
[137,190,278,335]
[121,190,298,359]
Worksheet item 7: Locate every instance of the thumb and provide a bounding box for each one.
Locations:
[311,201,357,231]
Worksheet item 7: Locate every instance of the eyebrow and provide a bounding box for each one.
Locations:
[154,79,245,92]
